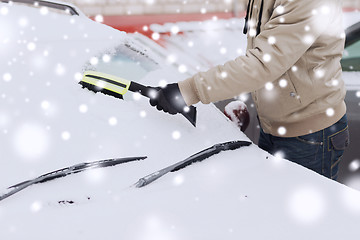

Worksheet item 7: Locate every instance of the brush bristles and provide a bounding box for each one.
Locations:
[79,81,124,100]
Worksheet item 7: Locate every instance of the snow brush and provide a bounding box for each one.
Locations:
[79,71,197,127]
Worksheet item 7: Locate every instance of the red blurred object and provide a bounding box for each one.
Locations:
[224,101,250,132]
[91,12,244,38]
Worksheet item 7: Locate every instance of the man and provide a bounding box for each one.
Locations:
[150,0,349,180]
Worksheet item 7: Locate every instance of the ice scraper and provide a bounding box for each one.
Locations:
[79,71,197,127]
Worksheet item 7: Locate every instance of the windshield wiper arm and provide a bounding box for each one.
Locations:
[135,140,251,188]
[0,156,147,202]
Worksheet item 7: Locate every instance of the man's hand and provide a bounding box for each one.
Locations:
[149,83,189,115]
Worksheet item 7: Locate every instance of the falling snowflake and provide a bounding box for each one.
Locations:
[95,14,104,23]
[221,71,228,78]
[277,127,287,136]
[220,47,227,54]
[55,63,66,75]
[3,73,12,82]
[268,36,276,45]
[279,79,288,88]
[0,6,8,15]
[139,111,147,118]
[151,32,160,41]
[90,57,99,65]
[173,174,185,186]
[27,42,36,51]
[79,104,88,113]
[61,131,71,140]
[263,54,271,62]
[178,64,187,73]
[170,25,180,35]
[172,131,181,140]
[287,186,326,224]
[158,79,168,87]
[41,100,50,110]
[355,91,360,98]
[265,82,274,91]
[102,54,111,63]
[166,54,177,64]
[18,17,29,27]
[108,117,118,126]
[326,108,335,117]
[40,7,49,15]
[13,123,50,160]
[276,5,285,14]
[31,201,42,212]
[349,159,360,172]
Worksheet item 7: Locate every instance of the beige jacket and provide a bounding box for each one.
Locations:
[178,0,346,137]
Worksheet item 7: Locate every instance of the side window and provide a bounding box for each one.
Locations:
[342,39,360,72]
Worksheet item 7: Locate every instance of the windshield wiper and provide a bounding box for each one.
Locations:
[0,156,147,202]
[0,0,79,16]
[135,140,252,188]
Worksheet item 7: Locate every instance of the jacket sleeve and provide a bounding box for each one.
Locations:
[178,0,336,105]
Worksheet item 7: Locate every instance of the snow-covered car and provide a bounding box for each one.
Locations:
[1,1,360,239]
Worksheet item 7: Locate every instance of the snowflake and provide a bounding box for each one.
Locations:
[220,47,227,54]
[102,54,111,63]
[55,63,66,75]
[27,42,36,51]
[287,187,326,224]
[40,7,49,15]
[13,123,50,159]
[151,32,160,41]
[355,91,360,98]
[349,159,360,172]
[178,64,187,73]
[265,82,274,91]
[263,54,271,62]
[3,73,12,82]
[95,14,104,23]
[277,126,287,135]
[79,104,88,113]
[108,117,118,126]
[326,108,335,117]
[170,25,180,35]
[172,130,181,140]
[31,201,42,212]
[61,131,71,140]
[173,174,185,186]
[0,6,9,15]
[268,36,276,45]
[279,79,288,88]
[41,100,50,110]
[139,111,147,118]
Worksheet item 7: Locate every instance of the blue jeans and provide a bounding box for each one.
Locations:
[258,114,350,180]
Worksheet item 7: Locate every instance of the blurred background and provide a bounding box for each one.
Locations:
[63,0,360,36]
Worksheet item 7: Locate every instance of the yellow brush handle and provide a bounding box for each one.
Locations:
[81,71,131,96]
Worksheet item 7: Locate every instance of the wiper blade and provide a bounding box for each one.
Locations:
[135,140,251,188]
[0,156,147,202]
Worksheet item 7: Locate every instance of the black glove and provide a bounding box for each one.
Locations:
[149,83,188,115]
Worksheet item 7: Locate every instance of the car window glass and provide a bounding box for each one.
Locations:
[85,45,159,82]
[342,39,360,72]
